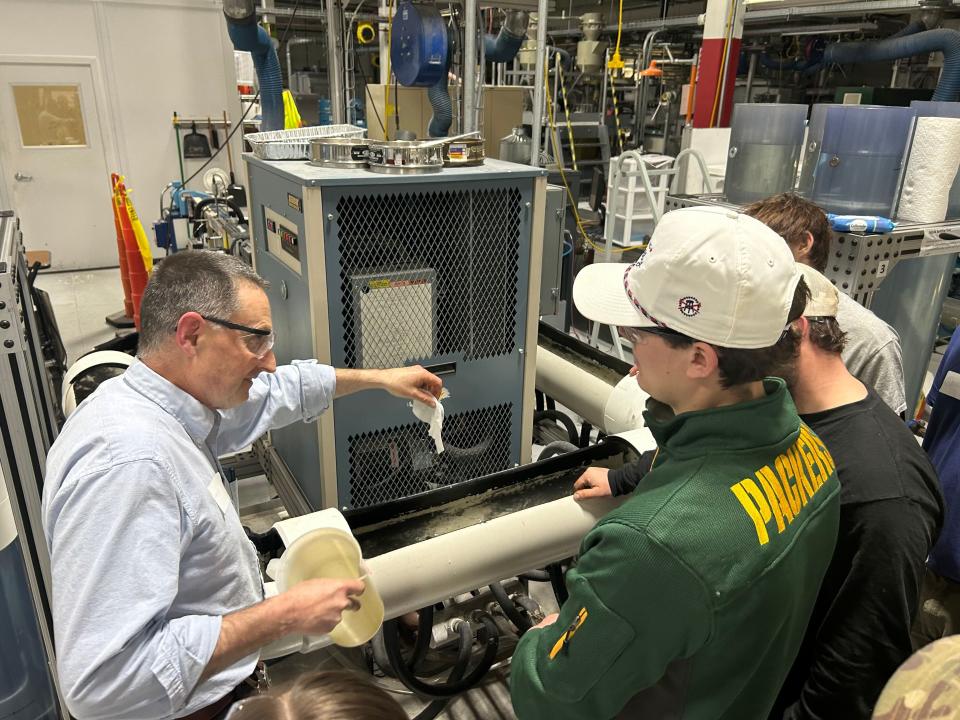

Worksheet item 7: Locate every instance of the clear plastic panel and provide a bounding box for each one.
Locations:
[724,103,807,204]
[809,105,915,216]
[798,104,829,196]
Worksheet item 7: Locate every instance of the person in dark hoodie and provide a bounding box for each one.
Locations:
[767,265,943,720]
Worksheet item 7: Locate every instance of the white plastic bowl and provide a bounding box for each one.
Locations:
[276,527,385,647]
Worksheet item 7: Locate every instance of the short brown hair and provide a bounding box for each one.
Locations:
[227,670,407,720]
[807,316,847,355]
[661,277,810,388]
[742,193,831,273]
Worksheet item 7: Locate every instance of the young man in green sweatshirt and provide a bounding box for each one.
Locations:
[510,206,841,720]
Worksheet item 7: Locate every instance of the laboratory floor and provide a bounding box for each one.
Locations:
[35,267,127,365]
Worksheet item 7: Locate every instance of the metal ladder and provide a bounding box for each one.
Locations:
[589,148,714,360]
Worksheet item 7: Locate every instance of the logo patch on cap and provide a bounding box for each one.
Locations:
[678,296,701,317]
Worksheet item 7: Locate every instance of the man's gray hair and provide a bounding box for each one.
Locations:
[138,252,268,356]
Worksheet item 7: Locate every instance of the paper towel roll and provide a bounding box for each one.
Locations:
[897,116,960,223]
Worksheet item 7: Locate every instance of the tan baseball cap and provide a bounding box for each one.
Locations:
[573,206,801,349]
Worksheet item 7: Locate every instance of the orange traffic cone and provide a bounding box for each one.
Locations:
[115,181,148,330]
[110,174,134,320]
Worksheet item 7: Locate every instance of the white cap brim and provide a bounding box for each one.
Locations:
[572,263,656,328]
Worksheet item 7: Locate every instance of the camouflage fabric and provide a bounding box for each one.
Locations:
[872,636,960,719]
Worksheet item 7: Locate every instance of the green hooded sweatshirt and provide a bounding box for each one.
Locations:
[511,378,841,720]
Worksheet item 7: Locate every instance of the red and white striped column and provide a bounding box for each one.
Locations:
[693,0,745,128]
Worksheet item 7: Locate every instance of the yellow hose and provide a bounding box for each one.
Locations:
[385,0,395,140]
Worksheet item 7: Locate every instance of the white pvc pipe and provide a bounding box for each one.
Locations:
[536,345,651,437]
[261,493,624,658]
[366,495,625,620]
[536,345,613,429]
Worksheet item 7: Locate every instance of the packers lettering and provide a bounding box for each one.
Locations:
[730,429,835,546]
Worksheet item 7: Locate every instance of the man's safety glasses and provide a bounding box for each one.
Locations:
[202,315,276,359]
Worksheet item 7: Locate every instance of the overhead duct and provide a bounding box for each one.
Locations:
[394,7,528,137]
[485,10,529,62]
[223,0,284,132]
[434,9,528,136]
[824,26,960,101]
[391,2,453,137]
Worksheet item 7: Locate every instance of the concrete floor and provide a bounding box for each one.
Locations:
[34,267,127,365]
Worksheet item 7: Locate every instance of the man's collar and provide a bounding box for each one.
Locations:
[123,358,218,445]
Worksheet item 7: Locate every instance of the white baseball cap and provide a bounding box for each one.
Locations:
[573,206,802,349]
[797,264,839,318]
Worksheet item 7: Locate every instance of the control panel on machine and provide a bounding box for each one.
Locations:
[266,214,299,260]
[264,207,302,275]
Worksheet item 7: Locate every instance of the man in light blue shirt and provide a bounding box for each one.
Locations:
[42,252,442,720]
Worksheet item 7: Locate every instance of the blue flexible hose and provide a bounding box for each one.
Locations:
[825,28,960,102]
[226,21,285,132]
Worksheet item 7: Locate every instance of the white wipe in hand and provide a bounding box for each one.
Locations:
[411,388,450,454]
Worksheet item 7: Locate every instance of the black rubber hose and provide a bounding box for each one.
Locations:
[489,581,533,635]
[547,563,569,605]
[537,441,579,462]
[408,605,434,672]
[519,570,551,583]
[534,409,578,446]
[579,421,593,448]
[371,629,395,678]
[445,436,493,459]
[383,613,500,698]
[413,621,473,720]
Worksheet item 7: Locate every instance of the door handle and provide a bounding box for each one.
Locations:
[14,172,33,182]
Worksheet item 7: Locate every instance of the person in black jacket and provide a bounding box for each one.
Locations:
[767,266,943,719]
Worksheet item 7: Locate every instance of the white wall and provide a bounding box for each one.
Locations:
[1,0,244,259]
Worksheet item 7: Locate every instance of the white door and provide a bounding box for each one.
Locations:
[0,60,116,270]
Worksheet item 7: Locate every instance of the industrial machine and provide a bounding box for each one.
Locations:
[155,173,251,262]
[0,212,66,719]
[244,155,547,512]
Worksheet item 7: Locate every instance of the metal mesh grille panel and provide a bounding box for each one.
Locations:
[347,403,513,509]
[336,188,521,368]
